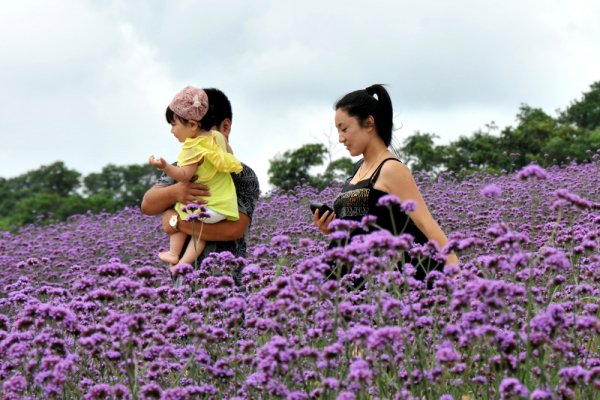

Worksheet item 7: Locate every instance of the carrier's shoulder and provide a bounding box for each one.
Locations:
[233,163,260,194]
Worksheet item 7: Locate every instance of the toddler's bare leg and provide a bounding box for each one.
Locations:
[178,236,206,266]
[159,232,187,265]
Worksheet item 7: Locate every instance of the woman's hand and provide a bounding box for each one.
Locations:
[313,209,336,235]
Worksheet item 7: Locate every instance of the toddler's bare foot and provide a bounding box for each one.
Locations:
[159,251,179,265]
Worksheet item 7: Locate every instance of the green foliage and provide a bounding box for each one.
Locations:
[10,192,109,226]
[10,161,82,198]
[542,127,600,164]
[268,143,354,190]
[500,105,558,168]
[398,131,444,172]
[84,164,162,210]
[560,81,600,131]
[0,162,161,230]
[322,157,355,185]
[410,81,600,175]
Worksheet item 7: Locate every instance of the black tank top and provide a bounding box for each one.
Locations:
[333,158,429,244]
[331,158,441,280]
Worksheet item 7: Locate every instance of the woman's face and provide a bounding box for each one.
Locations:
[335,108,371,157]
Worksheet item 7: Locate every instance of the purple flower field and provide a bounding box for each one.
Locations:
[1,159,599,399]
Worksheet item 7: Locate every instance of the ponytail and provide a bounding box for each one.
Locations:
[335,84,394,146]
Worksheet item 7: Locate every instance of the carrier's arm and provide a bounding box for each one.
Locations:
[140,181,209,216]
[161,208,250,241]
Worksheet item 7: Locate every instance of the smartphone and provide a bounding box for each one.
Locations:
[310,202,334,216]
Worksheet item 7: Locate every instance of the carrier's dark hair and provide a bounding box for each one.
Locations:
[204,88,233,127]
[335,84,393,146]
[165,88,233,130]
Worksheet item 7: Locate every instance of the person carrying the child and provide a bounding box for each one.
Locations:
[149,86,242,272]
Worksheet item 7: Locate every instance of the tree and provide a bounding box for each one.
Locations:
[268,143,354,190]
[83,163,162,209]
[11,161,81,197]
[498,104,557,168]
[542,127,600,165]
[398,131,444,172]
[561,81,600,131]
[320,157,355,186]
[268,144,328,190]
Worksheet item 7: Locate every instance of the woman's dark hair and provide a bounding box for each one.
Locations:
[335,84,393,146]
[165,88,232,131]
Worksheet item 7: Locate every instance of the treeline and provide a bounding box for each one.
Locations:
[0,162,162,230]
[398,81,600,174]
[268,81,600,189]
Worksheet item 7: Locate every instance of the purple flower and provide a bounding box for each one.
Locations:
[360,214,377,228]
[181,203,203,212]
[322,377,339,389]
[322,343,343,360]
[84,384,111,399]
[530,389,554,399]
[2,374,27,395]
[182,204,210,221]
[516,164,547,180]
[480,183,502,197]
[337,391,357,400]
[401,199,417,213]
[436,341,460,365]
[346,325,374,343]
[329,231,350,241]
[377,194,401,207]
[139,383,162,399]
[113,384,130,399]
[328,219,361,232]
[271,235,290,246]
[161,387,190,400]
[499,377,528,398]
[558,366,589,385]
[555,189,597,209]
[348,359,372,383]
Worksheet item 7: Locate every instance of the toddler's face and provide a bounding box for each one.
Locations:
[170,119,196,142]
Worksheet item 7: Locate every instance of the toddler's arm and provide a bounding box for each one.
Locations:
[149,155,198,183]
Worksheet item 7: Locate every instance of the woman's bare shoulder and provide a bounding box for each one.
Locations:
[379,159,412,179]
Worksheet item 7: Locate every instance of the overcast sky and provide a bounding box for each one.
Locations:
[1,0,599,192]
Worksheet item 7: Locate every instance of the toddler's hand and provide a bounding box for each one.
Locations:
[149,155,168,170]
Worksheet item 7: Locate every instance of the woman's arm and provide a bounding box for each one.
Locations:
[376,162,459,265]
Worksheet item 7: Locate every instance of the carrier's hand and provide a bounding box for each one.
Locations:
[173,181,210,205]
[313,209,335,235]
[149,155,168,170]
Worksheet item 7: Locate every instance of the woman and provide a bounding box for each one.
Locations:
[313,84,459,280]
